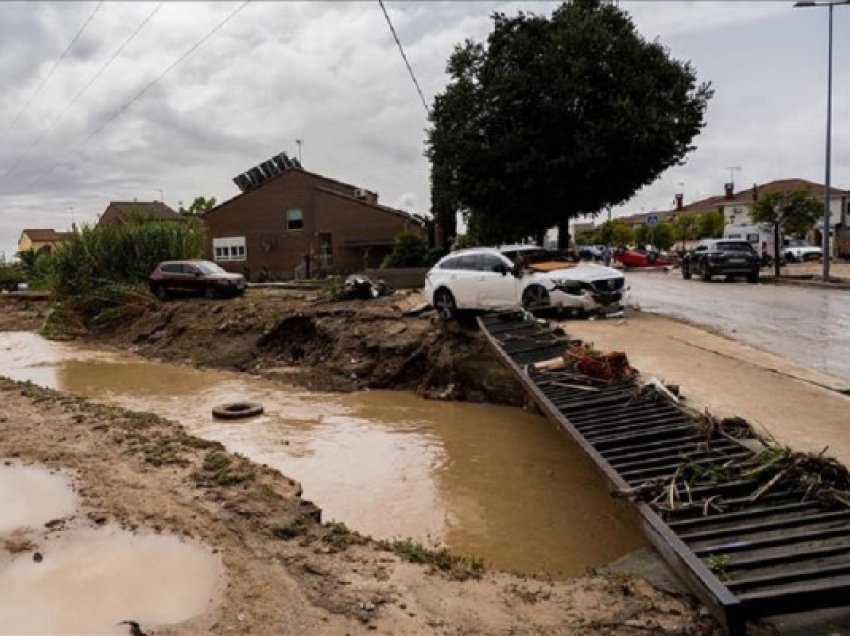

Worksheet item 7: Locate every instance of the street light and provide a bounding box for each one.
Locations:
[794,0,849,281]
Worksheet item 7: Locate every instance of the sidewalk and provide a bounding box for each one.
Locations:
[563,311,850,466]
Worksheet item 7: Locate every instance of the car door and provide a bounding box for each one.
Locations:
[690,244,708,274]
[437,254,478,308]
[476,253,517,309]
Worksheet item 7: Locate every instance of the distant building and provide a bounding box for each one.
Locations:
[17,228,75,254]
[617,178,850,240]
[712,179,849,234]
[96,201,182,227]
[203,161,424,278]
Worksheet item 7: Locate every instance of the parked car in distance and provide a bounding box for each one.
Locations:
[578,245,604,261]
[423,245,626,320]
[682,239,760,283]
[149,260,246,300]
[783,239,822,263]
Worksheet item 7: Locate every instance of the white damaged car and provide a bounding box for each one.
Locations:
[424,245,626,320]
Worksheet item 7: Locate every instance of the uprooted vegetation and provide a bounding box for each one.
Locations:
[616,402,850,515]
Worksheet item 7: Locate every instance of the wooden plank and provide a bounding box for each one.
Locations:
[680,511,850,543]
[737,575,850,619]
[725,542,850,572]
[669,501,821,532]
[693,525,850,557]
[728,561,850,592]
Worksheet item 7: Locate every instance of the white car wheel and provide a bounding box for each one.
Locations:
[433,288,457,321]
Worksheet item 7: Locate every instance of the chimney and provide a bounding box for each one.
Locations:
[674,193,684,211]
[752,183,759,201]
[724,183,735,200]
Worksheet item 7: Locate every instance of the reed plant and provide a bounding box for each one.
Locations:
[46,219,206,325]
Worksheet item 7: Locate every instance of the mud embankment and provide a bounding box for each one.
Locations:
[86,292,526,405]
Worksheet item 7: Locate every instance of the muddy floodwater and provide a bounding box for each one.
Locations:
[0,464,77,534]
[0,331,646,576]
[0,464,221,635]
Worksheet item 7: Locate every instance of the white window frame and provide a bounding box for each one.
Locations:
[213,236,246,262]
[286,207,303,231]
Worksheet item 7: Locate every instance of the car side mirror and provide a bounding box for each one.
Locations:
[193,271,201,278]
[493,263,508,276]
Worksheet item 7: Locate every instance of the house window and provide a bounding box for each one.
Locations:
[212,236,246,262]
[286,208,303,230]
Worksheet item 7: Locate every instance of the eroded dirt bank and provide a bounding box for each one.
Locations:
[0,377,719,635]
[79,291,526,405]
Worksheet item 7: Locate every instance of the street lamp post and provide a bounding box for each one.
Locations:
[795,0,849,281]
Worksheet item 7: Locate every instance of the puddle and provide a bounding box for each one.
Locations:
[0,331,647,577]
[0,528,220,635]
[0,464,77,534]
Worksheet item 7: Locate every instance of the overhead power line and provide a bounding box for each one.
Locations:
[1,3,165,181]
[0,2,104,146]
[377,0,430,116]
[16,1,251,196]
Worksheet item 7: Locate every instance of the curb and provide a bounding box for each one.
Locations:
[759,275,850,291]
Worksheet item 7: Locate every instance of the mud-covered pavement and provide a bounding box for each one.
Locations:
[626,270,850,378]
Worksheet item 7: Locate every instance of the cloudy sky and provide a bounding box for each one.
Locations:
[0,1,848,257]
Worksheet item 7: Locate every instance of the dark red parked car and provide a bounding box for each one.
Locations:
[149,260,246,300]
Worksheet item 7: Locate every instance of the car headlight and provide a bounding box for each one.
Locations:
[550,279,584,295]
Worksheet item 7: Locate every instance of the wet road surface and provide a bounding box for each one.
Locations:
[624,271,850,379]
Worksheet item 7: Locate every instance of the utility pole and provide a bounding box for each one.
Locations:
[794,0,848,280]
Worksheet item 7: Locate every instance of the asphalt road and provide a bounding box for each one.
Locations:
[624,270,850,379]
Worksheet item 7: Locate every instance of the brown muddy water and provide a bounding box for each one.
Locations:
[0,331,646,577]
[0,464,221,635]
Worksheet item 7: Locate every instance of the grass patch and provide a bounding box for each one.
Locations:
[378,537,484,581]
[194,450,256,486]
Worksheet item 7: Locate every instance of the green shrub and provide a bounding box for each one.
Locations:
[382,231,428,268]
[0,257,24,291]
[49,220,205,296]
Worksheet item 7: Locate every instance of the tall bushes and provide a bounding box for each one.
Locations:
[50,220,205,296]
[46,220,205,326]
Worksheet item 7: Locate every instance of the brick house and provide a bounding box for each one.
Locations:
[202,165,424,278]
[97,201,182,227]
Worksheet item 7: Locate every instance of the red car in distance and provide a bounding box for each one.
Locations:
[149,260,246,300]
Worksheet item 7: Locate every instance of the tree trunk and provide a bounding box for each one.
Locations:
[557,220,570,251]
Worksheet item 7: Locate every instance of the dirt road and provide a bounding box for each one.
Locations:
[565,311,850,466]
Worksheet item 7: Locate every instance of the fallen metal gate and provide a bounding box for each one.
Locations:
[478,311,850,635]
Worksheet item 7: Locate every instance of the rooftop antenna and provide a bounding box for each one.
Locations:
[725,166,741,188]
[295,139,303,164]
[154,188,164,203]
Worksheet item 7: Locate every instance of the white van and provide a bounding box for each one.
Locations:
[724,224,775,259]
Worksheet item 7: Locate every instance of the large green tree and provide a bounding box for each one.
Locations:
[179,196,217,216]
[427,0,712,247]
[696,210,725,239]
[751,190,822,276]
